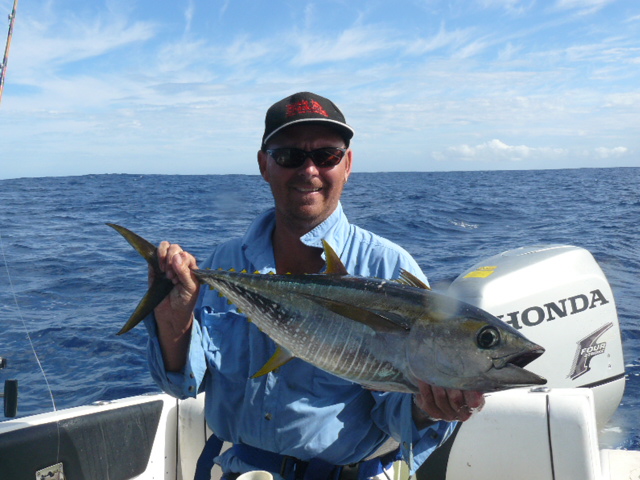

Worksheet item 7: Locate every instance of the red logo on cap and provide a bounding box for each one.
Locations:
[286,100,328,118]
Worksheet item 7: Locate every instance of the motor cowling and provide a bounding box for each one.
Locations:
[446,245,625,427]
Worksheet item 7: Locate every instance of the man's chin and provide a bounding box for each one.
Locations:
[289,205,334,228]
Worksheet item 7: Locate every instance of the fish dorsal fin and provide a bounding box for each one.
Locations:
[299,293,411,332]
[251,346,295,378]
[322,240,349,275]
[397,269,431,290]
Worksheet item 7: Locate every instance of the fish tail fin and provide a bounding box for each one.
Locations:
[107,223,175,335]
[107,223,157,263]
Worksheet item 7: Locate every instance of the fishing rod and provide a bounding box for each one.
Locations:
[0,0,19,105]
[0,1,24,419]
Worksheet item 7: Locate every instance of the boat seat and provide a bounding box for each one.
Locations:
[418,387,602,480]
[178,393,230,480]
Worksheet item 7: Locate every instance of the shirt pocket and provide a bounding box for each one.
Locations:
[199,305,252,379]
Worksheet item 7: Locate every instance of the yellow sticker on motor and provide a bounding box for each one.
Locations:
[463,266,497,278]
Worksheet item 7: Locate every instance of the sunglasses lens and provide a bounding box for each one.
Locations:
[268,148,346,168]
[313,148,345,167]
[277,149,307,168]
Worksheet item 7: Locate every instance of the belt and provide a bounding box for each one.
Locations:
[231,443,398,480]
[194,435,399,480]
[222,467,360,480]
[232,443,336,480]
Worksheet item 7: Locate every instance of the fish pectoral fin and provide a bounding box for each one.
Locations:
[322,240,349,275]
[397,269,431,290]
[251,347,295,378]
[299,293,411,332]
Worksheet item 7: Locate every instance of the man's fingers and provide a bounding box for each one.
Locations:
[463,390,485,411]
[431,386,461,420]
[415,383,486,422]
[416,384,456,421]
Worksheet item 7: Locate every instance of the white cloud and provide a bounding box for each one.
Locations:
[291,25,398,66]
[604,92,640,108]
[433,139,631,165]
[405,22,474,55]
[433,139,554,162]
[498,42,524,61]
[553,0,616,15]
[184,0,195,34]
[595,146,628,158]
[11,13,157,85]
[453,39,492,59]
[477,0,534,14]
[222,35,274,66]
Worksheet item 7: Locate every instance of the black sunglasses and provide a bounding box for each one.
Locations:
[265,147,347,169]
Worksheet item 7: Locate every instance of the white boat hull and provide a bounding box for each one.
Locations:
[1,389,639,479]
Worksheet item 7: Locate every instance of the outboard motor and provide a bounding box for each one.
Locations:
[416,245,628,480]
[446,245,625,427]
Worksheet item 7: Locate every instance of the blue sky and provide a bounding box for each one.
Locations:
[1,0,638,179]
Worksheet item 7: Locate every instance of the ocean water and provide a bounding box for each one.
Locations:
[0,169,638,450]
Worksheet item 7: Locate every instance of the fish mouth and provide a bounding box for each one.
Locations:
[488,345,547,388]
[492,345,545,370]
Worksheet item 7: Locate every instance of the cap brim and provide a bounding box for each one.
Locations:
[262,118,354,146]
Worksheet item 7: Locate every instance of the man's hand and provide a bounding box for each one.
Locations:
[152,241,200,372]
[412,381,485,428]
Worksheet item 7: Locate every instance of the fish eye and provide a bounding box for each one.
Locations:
[477,326,501,349]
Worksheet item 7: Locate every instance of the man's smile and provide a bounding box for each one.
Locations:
[292,184,323,193]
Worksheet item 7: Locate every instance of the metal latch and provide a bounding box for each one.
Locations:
[36,463,65,480]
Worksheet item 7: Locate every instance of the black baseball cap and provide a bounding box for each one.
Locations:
[261,92,355,147]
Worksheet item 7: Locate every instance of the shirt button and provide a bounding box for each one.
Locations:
[190,372,195,379]
[264,413,272,421]
[188,386,195,392]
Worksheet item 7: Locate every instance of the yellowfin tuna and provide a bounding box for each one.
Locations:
[109,223,546,393]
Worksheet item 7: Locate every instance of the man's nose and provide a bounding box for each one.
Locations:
[298,155,319,173]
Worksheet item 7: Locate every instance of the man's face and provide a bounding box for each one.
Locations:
[258,124,352,233]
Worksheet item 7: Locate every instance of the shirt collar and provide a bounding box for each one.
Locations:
[301,202,353,265]
[300,202,348,252]
[241,202,351,269]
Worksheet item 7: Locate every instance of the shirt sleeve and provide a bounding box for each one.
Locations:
[144,311,208,399]
[370,391,457,472]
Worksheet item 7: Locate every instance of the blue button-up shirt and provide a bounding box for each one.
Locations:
[145,203,455,474]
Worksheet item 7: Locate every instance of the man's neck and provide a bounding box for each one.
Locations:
[272,224,325,275]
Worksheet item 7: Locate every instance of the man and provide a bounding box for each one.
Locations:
[144,92,484,480]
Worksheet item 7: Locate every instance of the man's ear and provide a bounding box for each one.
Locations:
[257,150,269,181]
[343,149,353,182]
